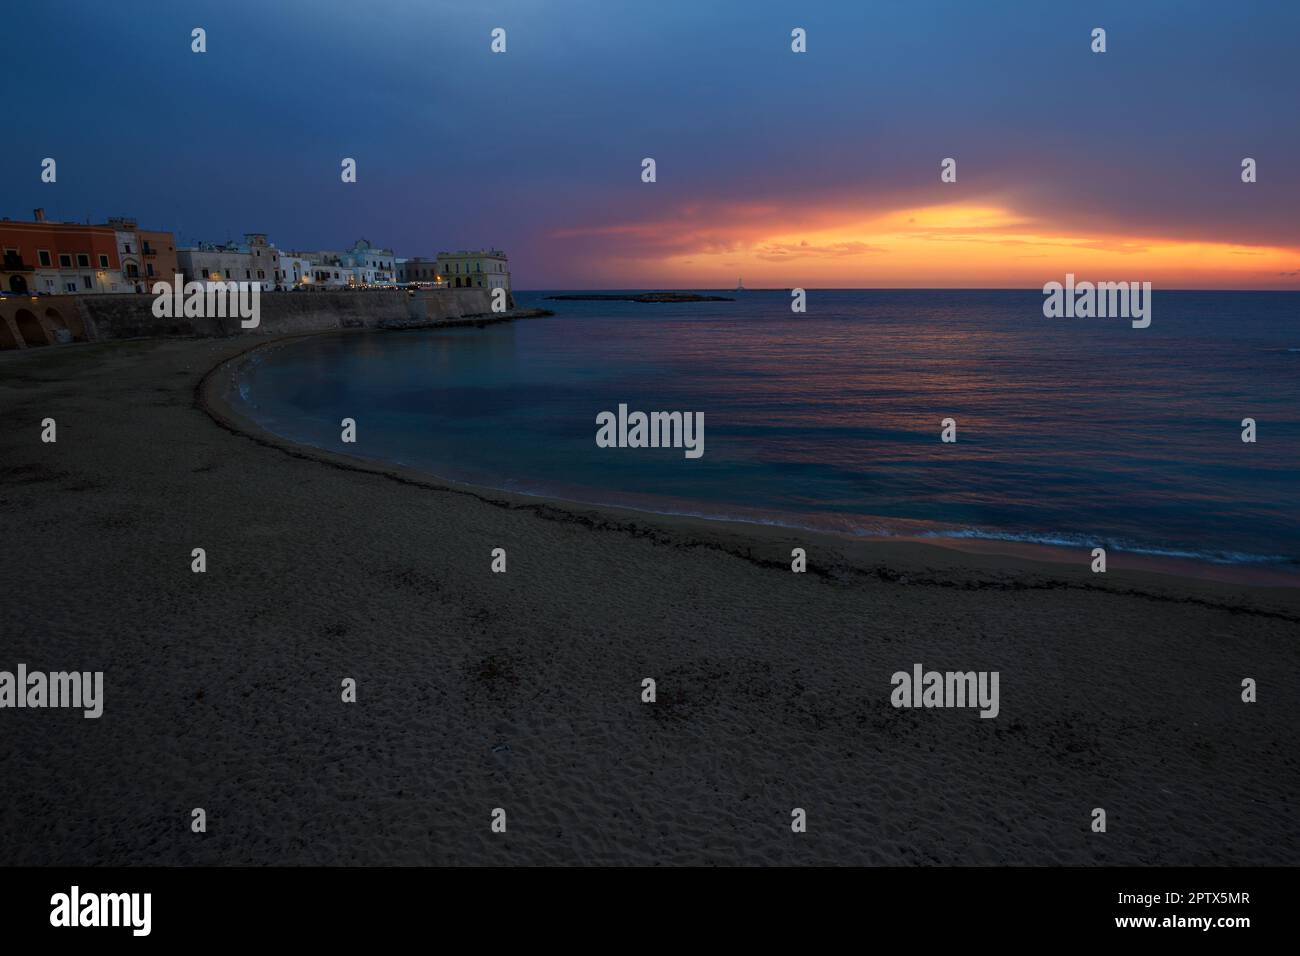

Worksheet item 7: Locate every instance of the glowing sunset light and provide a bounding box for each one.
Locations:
[554,201,1300,290]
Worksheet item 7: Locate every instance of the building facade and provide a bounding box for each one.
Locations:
[294,251,352,288]
[106,217,179,292]
[340,239,396,286]
[436,249,510,291]
[395,256,445,287]
[2,213,513,300]
[0,210,128,295]
[178,233,282,291]
[279,254,312,288]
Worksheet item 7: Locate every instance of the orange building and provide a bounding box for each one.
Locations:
[0,210,123,294]
[106,217,179,292]
[0,209,177,295]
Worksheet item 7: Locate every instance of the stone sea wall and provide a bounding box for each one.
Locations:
[1,288,502,350]
[84,288,498,340]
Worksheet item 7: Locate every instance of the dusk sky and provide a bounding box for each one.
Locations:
[7,0,1300,288]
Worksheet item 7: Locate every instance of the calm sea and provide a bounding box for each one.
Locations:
[228,290,1300,573]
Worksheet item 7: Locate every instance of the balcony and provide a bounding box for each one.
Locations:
[1,256,34,272]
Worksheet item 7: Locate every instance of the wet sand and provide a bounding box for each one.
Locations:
[2,333,1298,865]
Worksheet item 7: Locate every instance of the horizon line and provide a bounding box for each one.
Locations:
[519,286,1300,293]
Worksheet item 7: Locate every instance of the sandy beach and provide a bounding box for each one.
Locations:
[2,331,1298,866]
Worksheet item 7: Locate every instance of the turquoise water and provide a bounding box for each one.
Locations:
[229,290,1300,571]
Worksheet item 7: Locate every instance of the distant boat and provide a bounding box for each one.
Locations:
[735,277,745,292]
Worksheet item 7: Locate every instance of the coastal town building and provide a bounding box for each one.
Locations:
[2,212,511,301]
[281,241,399,288]
[294,251,352,288]
[339,239,396,286]
[106,217,179,293]
[395,256,446,287]
[436,249,510,291]
[0,210,129,294]
[278,254,312,288]
[177,233,281,291]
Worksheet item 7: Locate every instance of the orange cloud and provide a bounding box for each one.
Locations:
[551,200,1300,289]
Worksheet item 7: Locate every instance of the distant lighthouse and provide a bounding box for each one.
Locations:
[735,277,745,292]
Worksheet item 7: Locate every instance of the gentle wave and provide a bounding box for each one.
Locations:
[225,290,1300,573]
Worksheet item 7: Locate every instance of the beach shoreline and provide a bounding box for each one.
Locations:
[2,331,1298,865]
[204,330,1300,592]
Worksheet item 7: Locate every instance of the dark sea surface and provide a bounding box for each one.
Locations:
[229,290,1300,572]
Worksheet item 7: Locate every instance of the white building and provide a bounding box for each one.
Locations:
[279,254,312,288]
[113,229,144,292]
[298,252,352,288]
[33,255,128,295]
[177,233,281,292]
[340,239,396,286]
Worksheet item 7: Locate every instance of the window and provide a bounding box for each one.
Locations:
[146,264,155,277]
[245,269,251,279]
[37,249,51,267]
[66,282,77,292]
[45,279,54,289]
[59,254,72,268]
[99,254,110,268]
[77,253,90,268]
[124,243,132,254]
[82,276,92,289]
[257,270,265,279]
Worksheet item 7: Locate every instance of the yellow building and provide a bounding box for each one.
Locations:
[436,249,510,291]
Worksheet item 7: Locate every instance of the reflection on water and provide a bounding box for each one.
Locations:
[229,290,1300,572]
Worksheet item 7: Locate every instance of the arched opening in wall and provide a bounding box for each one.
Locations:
[0,317,19,350]
[9,275,29,293]
[46,306,83,343]
[14,309,48,347]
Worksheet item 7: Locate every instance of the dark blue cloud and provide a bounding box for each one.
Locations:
[5,0,1297,286]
